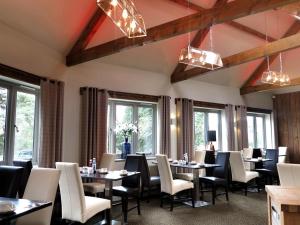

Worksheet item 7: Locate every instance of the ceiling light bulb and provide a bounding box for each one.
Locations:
[107,10,112,17]
[130,21,136,30]
[122,9,128,19]
[117,21,121,27]
[111,0,118,7]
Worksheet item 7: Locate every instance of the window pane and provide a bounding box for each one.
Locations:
[208,113,220,150]
[256,117,264,148]
[14,91,36,160]
[115,105,133,154]
[247,116,254,148]
[137,107,153,154]
[0,88,8,161]
[194,112,205,149]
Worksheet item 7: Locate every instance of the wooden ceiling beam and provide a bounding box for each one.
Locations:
[67,9,106,55]
[240,21,300,90]
[240,77,300,94]
[66,0,300,66]
[171,32,300,83]
[170,0,227,78]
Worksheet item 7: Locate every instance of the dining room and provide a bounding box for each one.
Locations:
[1,0,300,225]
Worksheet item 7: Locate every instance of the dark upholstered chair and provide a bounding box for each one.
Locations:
[256,149,279,184]
[200,152,230,204]
[140,154,160,201]
[13,160,33,198]
[112,155,142,223]
[0,166,23,197]
[252,148,263,169]
[204,150,215,176]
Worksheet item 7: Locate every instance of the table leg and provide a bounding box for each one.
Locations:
[106,180,113,209]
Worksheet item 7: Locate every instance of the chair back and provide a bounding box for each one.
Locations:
[229,151,246,182]
[17,168,60,225]
[204,150,215,176]
[252,148,263,169]
[156,154,173,194]
[0,166,23,198]
[140,154,151,187]
[277,163,300,187]
[242,148,253,171]
[213,152,230,179]
[13,160,33,198]
[55,162,86,222]
[122,155,142,188]
[278,146,287,163]
[194,150,206,163]
[264,149,279,173]
[100,153,115,170]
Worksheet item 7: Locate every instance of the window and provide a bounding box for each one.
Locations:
[247,113,267,148]
[194,108,222,150]
[0,80,39,164]
[107,99,157,156]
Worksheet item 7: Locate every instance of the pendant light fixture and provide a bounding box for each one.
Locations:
[178,1,223,70]
[97,0,147,38]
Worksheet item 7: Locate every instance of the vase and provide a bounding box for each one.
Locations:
[121,137,131,159]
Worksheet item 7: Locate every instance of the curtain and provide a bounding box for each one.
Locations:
[236,105,248,151]
[39,79,64,168]
[176,98,194,161]
[225,104,235,151]
[80,88,108,166]
[158,96,171,157]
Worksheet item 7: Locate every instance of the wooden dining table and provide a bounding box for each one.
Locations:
[0,197,51,225]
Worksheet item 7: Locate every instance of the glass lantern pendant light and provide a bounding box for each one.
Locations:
[179,26,223,70]
[97,0,147,38]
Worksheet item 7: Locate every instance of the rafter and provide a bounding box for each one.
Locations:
[240,77,300,94]
[66,0,300,66]
[170,0,227,78]
[171,32,300,82]
[68,9,106,55]
[240,21,300,90]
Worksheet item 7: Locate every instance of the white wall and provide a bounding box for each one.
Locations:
[0,21,273,163]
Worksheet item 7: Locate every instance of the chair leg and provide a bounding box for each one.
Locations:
[147,187,151,203]
[190,189,195,208]
[105,208,111,225]
[225,185,229,201]
[244,183,248,196]
[160,192,164,208]
[212,185,216,205]
[137,197,141,215]
[124,196,128,223]
[170,195,174,211]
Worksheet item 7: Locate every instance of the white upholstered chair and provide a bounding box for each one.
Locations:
[16,168,61,225]
[156,154,194,211]
[175,150,206,181]
[83,153,116,196]
[241,148,253,171]
[56,162,111,224]
[278,146,288,163]
[229,151,259,195]
[277,163,300,186]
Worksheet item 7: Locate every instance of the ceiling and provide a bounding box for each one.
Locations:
[0,0,299,89]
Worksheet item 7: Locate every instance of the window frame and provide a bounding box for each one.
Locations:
[0,79,40,165]
[247,112,267,149]
[193,107,222,150]
[107,99,157,157]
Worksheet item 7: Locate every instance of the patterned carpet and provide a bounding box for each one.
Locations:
[112,191,267,225]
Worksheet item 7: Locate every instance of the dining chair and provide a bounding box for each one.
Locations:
[277,163,300,186]
[0,165,23,198]
[56,162,111,224]
[156,154,194,211]
[278,146,288,163]
[140,154,160,202]
[175,150,206,181]
[83,153,116,197]
[112,155,142,223]
[204,150,216,176]
[242,148,253,171]
[255,149,279,185]
[200,152,230,204]
[229,151,259,195]
[252,148,263,169]
[16,168,60,225]
[13,160,33,198]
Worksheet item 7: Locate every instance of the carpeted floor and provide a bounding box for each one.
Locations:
[112,191,268,225]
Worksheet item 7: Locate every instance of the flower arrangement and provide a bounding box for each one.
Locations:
[115,122,138,139]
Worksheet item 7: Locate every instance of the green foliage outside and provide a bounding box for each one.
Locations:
[194,112,205,149]
[0,88,7,159]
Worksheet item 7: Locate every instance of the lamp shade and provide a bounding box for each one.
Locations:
[207,130,216,142]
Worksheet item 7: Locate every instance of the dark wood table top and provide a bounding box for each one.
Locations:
[0,197,51,223]
[80,170,140,181]
[244,158,272,163]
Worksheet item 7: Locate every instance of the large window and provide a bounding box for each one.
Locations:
[0,80,39,164]
[107,99,157,156]
[194,108,222,150]
[247,113,267,148]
